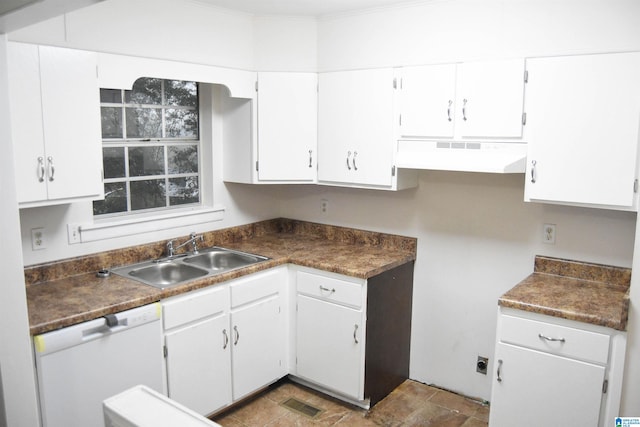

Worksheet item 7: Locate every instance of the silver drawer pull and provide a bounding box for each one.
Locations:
[222,329,229,349]
[353,324,359,344]
[497,359,503,382]
[319,285,335,294]
[234,325,240,345]
[538,333,565,343]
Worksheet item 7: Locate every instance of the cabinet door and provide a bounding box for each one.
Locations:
[397,64,457,139]
[490,343,605,426]
[296,294,364,399]
[318,69,394,187]
[525,53,640,208]
[457,59,525,138]
[39,46,103,202]
[231,295,284,400]
[257,72,317,182]
[7,43,47,203]
[165,315,232,415]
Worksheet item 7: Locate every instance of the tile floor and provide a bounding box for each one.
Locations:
[211,379,489,426]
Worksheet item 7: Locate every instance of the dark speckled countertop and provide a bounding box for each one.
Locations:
[499,255,631,331]
[26,218,417,335]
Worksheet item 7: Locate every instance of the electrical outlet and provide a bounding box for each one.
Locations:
[321,199,329,214]
[31,227,46,250]
[67,223,82,244]
[543,223,556,244]
[476,356,488,375]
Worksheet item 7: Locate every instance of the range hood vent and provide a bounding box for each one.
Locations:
[396,140,527,174]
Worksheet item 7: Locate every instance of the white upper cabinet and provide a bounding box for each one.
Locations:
[397,59,526,140]
[397,63,457,139]
[524,52,640,210]
[257,72,317,182]
[318,68,416,190]
[8,42,103,207]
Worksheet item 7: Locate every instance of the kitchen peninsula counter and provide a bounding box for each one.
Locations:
[499,255,630,331]
[25,218,417,335]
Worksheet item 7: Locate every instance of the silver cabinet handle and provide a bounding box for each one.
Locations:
[319,285,335,294]
[353,151,358,171]
[309,149,313,168]
[346,151,352,170]
[47,156,55,182]
[222,328,229,349]
[462,99,468,121]
[37,156,45,182]
[447,100,453,122]
[497,359,503,382]
[538,333,565,343]
[530,160,537,183]
[233,325,239,345]
[353,324,359,344]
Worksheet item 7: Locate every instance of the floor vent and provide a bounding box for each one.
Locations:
[280,397,323,418]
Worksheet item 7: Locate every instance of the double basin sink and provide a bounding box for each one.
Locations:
[112,247,269,289]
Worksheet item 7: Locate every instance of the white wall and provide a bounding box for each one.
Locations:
[6,0,640,411]
[0,35,41,427]
[278,173,636,400]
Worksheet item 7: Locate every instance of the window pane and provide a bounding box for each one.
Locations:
[130,179,166,210]
[103,147,126,179]
[168,145,198,174]
[126,107,162,138]
[125,78,162,105]
[100,89,122,104]
[93,182,127,215]
[129,146,165,176]
[169,177,199,206]
[101,107,123,139]
[165,109,198,138]
[165,81,198,107]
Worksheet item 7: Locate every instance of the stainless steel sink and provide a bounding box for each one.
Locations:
[112,247,269,289]
[183,247,268,270]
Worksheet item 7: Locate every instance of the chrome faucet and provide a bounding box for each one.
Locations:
[166,232,204,257]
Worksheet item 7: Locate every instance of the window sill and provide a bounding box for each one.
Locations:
[78,206,225,243]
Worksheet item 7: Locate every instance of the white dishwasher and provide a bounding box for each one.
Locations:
[33,303,165,427]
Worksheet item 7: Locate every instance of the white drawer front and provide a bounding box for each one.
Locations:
[230,268,284,308]
[163,285,228,330]
[500,314,610,364]
[297,271,363,308]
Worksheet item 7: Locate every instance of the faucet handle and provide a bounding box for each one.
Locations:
[166,239,175,257]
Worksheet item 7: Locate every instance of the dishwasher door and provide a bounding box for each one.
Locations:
[33,303,164,427]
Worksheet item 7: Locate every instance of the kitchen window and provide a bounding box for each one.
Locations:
[93,78,200,217]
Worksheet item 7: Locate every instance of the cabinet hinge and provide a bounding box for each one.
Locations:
[255,80,258,92]
[392,165,396,177]
[634,179,638,193]
[522,112,527,126]
[602,379,608,394]
[524,69,529,83]
[256,160,259,172]
[163,345,168,358]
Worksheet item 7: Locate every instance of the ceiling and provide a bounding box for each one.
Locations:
[194,0,425,16]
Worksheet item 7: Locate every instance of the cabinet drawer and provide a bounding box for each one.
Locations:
[163,285,228,330]
[230,268,283,308]
[297,271,363,308]
[500,314,610,364]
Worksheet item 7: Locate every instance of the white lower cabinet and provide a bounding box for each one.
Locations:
[230,268,287,400]
[293,263,414,408]
[490,308,627,427]
[296,293,365,400]
[162,267,287,416]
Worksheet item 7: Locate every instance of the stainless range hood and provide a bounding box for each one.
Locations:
[396,140,527,174]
